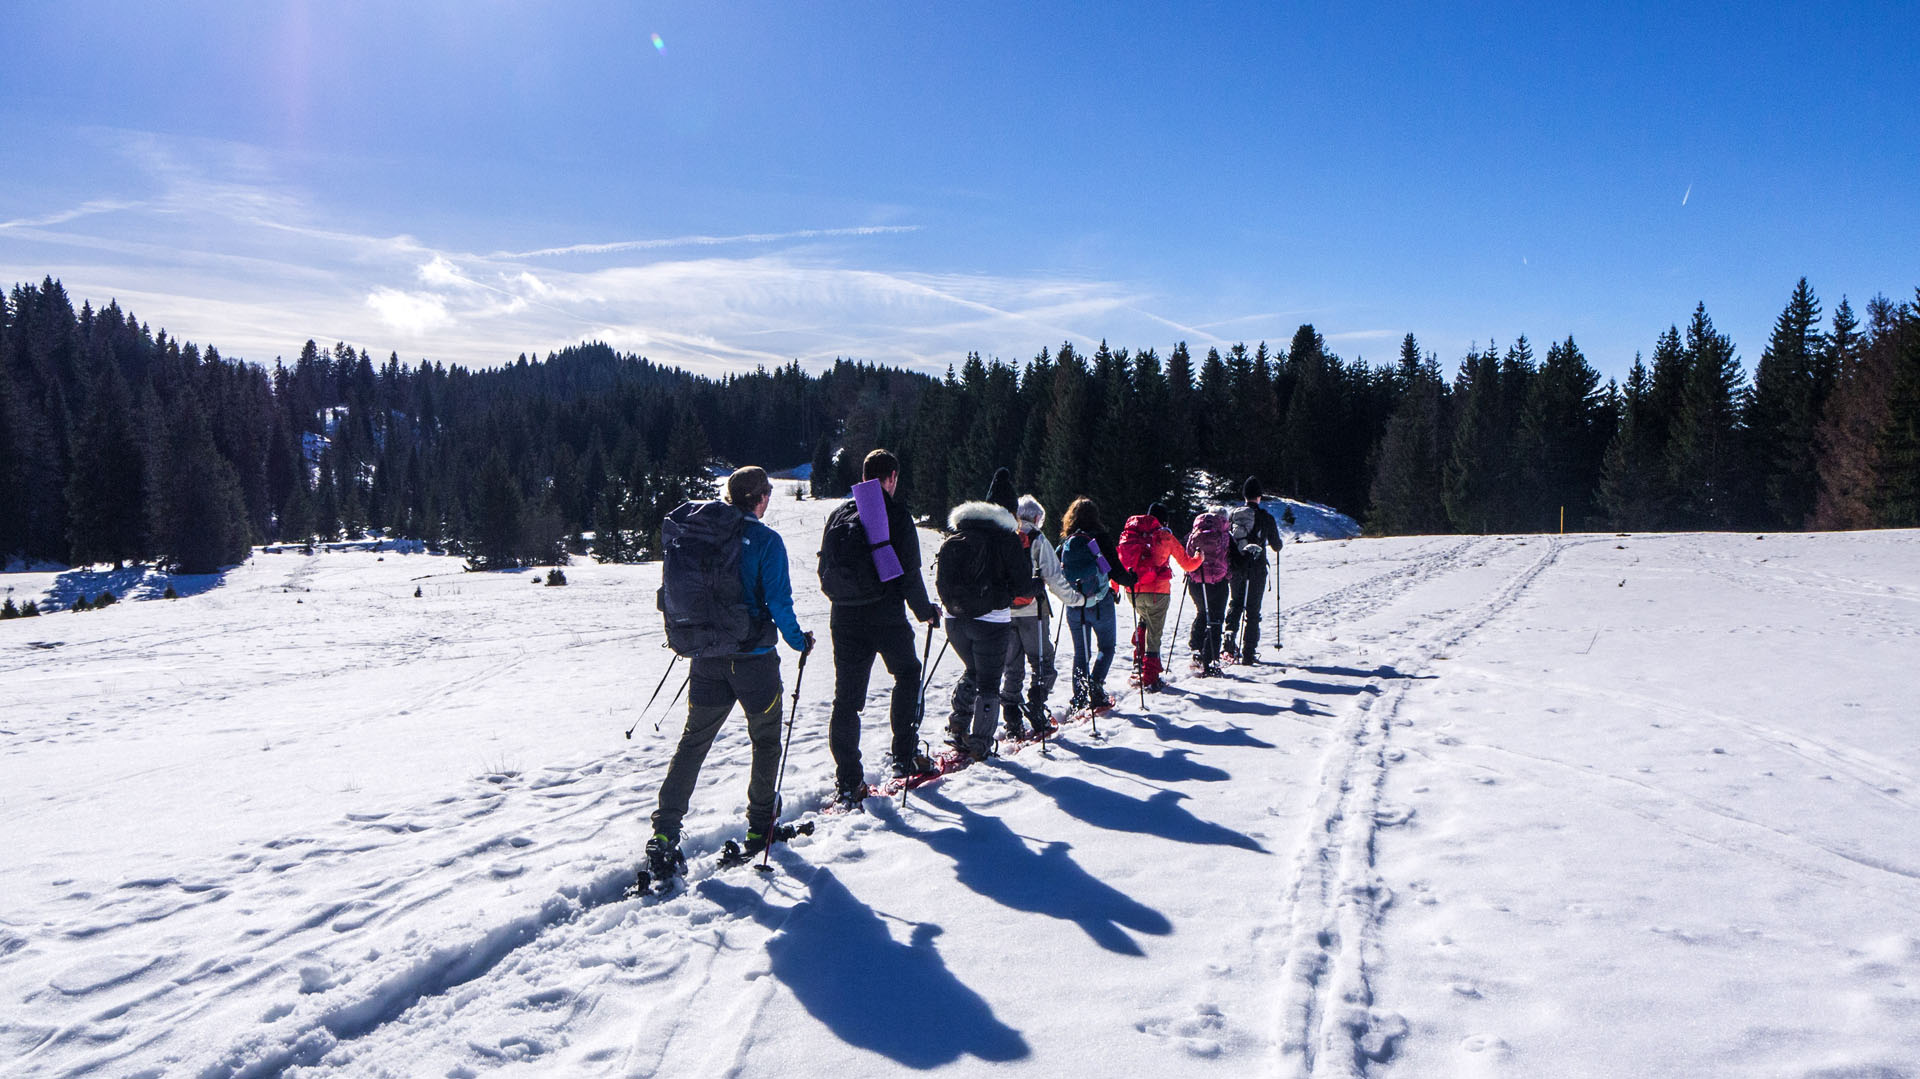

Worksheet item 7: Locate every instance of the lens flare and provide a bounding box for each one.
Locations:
[651,33,665,53]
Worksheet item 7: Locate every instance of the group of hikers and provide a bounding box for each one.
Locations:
[639,450,1286,885]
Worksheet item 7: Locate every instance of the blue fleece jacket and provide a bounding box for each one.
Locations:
[739,512,806,654]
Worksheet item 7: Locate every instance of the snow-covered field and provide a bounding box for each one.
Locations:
[3,495,1917,1078]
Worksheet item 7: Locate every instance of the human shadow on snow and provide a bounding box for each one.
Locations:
[869,790,1173,956]
[1291,663,1436,682]
[1059,742,1230,784]
[1119,711,1277,749]
[1275,678,1382,697]
[996,759,1268,854]
[700,867,1029,1069]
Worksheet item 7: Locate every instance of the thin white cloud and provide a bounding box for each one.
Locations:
[497,225,921,259]
[0,199,145,231]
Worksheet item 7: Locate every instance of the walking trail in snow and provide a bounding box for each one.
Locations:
[2,497,1916,1078]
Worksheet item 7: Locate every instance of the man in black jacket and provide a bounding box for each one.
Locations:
[1224,475,1286,662]
[819,450,940,805]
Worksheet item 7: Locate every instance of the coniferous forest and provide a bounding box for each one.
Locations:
[3,276,1918,575]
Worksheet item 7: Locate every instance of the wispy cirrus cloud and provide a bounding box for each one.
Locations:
[0,132,1238,374]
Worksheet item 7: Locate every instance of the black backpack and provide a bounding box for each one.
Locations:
[934,527,998,618]
[656,500,753,657]
[817,500,886,606]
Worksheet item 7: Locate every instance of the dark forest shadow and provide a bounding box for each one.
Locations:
[39,564,227,609]
[871,791,1172,956]
[700,867,1028,1069]
[997,759,1267,853]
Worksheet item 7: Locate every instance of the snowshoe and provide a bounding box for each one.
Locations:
[634,833,687,895]
[716,821,816,870]
[891,751,936,780]
[834,780,871,809]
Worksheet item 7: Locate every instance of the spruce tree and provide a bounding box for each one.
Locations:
[1746,278,1827,528]
[1811,296,1886,529]
[68,363,148,566]
[1599,358,1663,529]
[1869,292,1920,526]
[1036,344,1091,518]
[1443,347,1504,533]
[467,451,526,570]
[152,398,251,574]
[1666,304,1749,528]
[1516,336,1604,530]
[1368,344,1448,535]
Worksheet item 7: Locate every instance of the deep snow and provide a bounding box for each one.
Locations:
[2,497,1916,1078]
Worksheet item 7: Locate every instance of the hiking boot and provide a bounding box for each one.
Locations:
[891,752,935,779]
[645,833,686,882]
[834,780,871,808]
[1089,688,1116,713]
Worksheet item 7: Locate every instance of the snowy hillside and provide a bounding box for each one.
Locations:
[2,499,1917,1078]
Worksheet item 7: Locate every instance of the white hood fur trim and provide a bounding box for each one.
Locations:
[948,500,1018,533]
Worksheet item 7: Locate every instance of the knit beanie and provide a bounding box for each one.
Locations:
[986,467,1017,515]
[1148,501,1169,525]
[1243,476,1263,502]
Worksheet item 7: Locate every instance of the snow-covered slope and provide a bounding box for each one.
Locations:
[2,503,1916,1078]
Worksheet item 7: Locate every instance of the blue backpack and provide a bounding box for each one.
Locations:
[1058,532,1110,601]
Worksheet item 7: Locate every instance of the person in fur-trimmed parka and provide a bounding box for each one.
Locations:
[932,477,1037,759]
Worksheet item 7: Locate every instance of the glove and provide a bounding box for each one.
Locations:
[923,605,942,625]
[801,630,816,656]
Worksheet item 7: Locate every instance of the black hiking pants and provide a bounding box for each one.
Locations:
[828,602,923,789]
[1225,561,1268,657]
[945,615,1011,756]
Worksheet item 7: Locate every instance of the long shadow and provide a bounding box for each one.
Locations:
[1061,743,1230,784]
[1119,712,1277,749]
[700,868,1029,1068]
[872,792,1172,955]
[1274,678,1382,697]
[997,759,1268,854]
[1293,663,1437,682]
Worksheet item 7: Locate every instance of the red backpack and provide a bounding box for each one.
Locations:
[1117,515,1167,589]
[1187,512,1233,584]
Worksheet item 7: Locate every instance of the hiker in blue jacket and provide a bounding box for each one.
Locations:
[646,466,812,883]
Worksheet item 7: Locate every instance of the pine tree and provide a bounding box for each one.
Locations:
[67,363,148,566]
[1746,278,1827,528]
[1036,344,1091,518]
[1811,296,1886,529]
[1666,304,1749,528]
[1367,341,1448,534]
[1869,292,1920,526]
[152,398,252,574]
[1515,336,1604,530]
[1443,347,1503,533]
[1599,358,1663,529]
[467,451,526,570]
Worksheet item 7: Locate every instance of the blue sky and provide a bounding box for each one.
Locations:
[2,2,1913,382]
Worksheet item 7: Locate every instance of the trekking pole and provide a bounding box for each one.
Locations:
[625,653,682,739]
[919,637,950,701]
[1272,556,1283,658]
[761,644,810,872]
[651,672,691,734]
[1121,587,1136,706]
[1169,577,1187,666]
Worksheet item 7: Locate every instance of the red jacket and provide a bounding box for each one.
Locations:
[1118,515,1203,595]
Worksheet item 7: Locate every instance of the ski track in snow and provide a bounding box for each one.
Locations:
[1270,535,1572,1077]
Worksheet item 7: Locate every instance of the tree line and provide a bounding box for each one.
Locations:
[4,275,1916,576]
